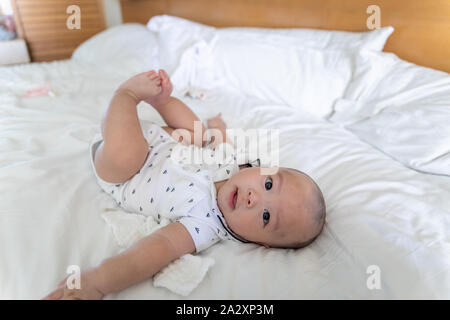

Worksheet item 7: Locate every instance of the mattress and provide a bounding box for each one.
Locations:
[1,24,449,300]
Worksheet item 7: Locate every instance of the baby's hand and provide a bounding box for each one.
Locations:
[42,268,104,300]
[145,69,173,108]
[207,112,227,132]
[117,70,162,102]
[207,113,229,148]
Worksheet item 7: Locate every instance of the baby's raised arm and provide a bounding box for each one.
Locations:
[43,222,195,300]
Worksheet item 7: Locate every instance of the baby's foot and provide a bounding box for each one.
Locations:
[145,69,173,108]
[118,70,162,102]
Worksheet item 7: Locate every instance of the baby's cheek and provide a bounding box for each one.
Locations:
[228,211,248,234]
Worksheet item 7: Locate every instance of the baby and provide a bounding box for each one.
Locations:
[43,70,326,300]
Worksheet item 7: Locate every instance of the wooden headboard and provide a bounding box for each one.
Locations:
[120,0,450,73]
[12,0,106,62]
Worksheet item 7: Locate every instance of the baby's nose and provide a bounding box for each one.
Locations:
[246,189,259,208]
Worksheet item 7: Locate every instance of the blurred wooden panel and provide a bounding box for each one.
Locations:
[12,0,106,62]
[121,0,450,73]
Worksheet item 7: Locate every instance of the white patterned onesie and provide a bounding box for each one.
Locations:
[89,120,251,252]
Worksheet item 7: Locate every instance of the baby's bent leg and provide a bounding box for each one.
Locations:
[94,90,149,184]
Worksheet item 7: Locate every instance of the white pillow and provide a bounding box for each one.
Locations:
[330,51,450,176]
[330,50,450,123]
[147,16,215,74]
[72,23,158,76]
[339,50,450,107]
[172,35,356,118]
[217,25,393,51]
[147,14,394,75]
[342,102,450,176]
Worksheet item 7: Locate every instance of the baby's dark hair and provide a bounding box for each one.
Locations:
[284,168,326,249]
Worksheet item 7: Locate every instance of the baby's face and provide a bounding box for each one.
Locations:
[216,167,319,248]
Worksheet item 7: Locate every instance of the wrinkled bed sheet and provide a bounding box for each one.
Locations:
[0,59,449,299]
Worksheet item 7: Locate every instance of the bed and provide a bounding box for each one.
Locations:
[1,1,449,299]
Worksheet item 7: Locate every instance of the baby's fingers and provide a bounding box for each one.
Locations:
[148,72,160,80]
[153,79,161,87]
[61,291,82,300]
[159,69,168,80]
[58,276,69,287]
[209,113,222,122]
[159,69,172,87]
[42,286,65,300]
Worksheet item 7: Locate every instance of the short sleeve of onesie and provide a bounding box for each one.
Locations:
[177,197,221,253]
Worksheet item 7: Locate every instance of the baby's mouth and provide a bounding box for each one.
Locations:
[228,188,238,210]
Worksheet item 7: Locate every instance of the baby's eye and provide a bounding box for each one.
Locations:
[265,177,273,190]
[263,209,270,225]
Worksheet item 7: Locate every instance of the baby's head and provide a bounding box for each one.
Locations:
[216,167,326,249]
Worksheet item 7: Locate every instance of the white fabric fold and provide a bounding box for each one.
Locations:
[100,208,215,297]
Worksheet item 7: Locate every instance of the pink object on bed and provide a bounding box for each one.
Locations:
[21,83,55,98]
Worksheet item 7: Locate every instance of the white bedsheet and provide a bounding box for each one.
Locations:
[1,58,449,299]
